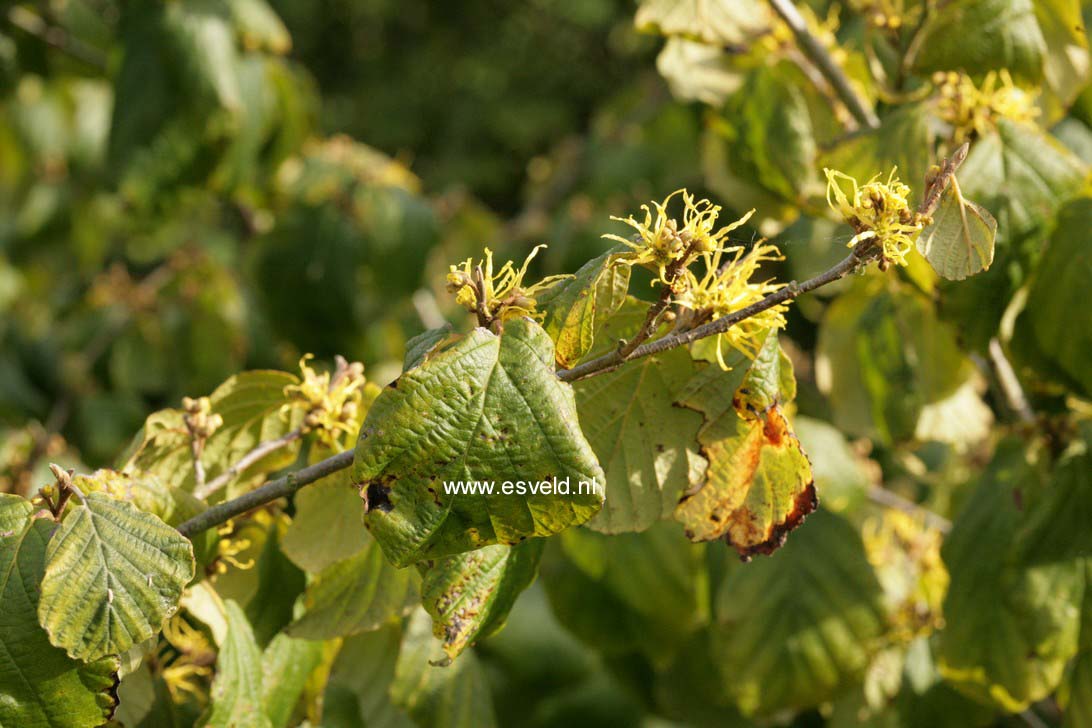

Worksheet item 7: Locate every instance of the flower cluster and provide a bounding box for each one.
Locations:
[603,189,755,286]
[676,242,790,368]
[182,396,223,441]
[283,354,369,447]
[934,70,1039,143]
[850,0,921,31]
[825,167,923,266]
[159,615,216,703]
[446,245,569,325]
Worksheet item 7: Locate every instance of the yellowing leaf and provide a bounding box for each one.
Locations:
[537,248,629,368]
[38,492,195,661]
[918,182,997,280]
[121,370,305,495]
[420,540,543,661]
[675,336,815,559]
[675,403,815,559]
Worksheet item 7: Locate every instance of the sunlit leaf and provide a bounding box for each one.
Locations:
[38,492,195,661]
[355,318,604,567]
[120,370,304,494]
[538,247,629,368]
[918,183,997,280]
[573,300,706,532]
[675,336,815,558]
[0,494,120,727]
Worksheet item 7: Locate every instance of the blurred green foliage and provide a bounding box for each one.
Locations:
[2,1,1092,727]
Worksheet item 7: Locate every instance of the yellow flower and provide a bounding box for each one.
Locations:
[675,242,789,369]
[603,189,755,286]
[446,245,570,325]
[159,615,216,703]
[934,70,1039,143]
[825,167,923,266]
[282,355,368,447]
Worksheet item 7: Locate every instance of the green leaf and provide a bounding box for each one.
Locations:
[792,416,873,513]
[542,522,708,662]
[246,518,306,646]
[911,0,1046,82]
[391,608,498,728]
[287,539,418,640]
[0,494,120,727]
[281,468,369,574]
[37,492,195,661]
[421,540,543,661]
[325,625,414,728]
[202,600,271,728]
[574,342,706,533]
[355,318,604,567]
[403,325,456,372]
[538,248,630,368]
[227,0,291,55]
[1034,0,1091,116]
[819,104,933,199]
[121,370,304,494]
[938,440,1084,710]
[917,183,997,280]
[1013,197,1092,398]
[162,0,243,113]
[711,62,819,205]
[713,509,887,716]
[655,37,744,106]
[1060,561,1092,728]
[816,276,972,444]
[958,119,1087,244]
[261,633,325,728]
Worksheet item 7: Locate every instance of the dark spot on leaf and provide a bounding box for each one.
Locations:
[365,483,394,513]
[733,481,818,560]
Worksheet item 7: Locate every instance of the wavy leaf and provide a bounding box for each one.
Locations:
[421,540,543,661]
[355,318,604,567]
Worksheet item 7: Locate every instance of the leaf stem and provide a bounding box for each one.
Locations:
[192,428,304,500]
[767,0,880,130]
[177,450,354,538]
